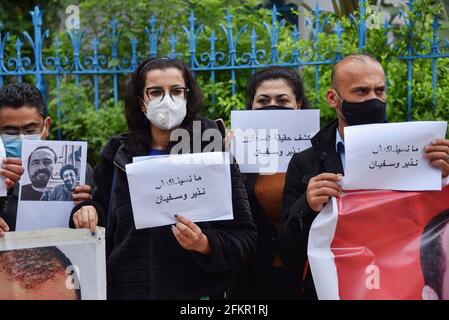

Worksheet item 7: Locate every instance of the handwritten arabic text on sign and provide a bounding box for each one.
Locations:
[231,110,320,173]
[126,152,233,229]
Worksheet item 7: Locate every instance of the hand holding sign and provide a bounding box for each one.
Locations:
[424,139,449,178]
[307,173,343,212]
[72,205,98,233]
[1,158,24,190]
[0,218,8,237]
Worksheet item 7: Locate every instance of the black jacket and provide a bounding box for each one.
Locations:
[88,117,257,300]
[279,119,344,299]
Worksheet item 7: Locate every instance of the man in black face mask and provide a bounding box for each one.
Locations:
[278,54,449,299]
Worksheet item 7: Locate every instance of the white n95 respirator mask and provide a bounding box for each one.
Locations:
[144,95,187,130]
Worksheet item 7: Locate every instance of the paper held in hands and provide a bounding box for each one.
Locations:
[126,152,234,229]
[343,121,448,191]
[231,110,320,173]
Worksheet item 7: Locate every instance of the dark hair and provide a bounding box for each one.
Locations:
[0,82,46,116]
[60,164,79,178]
[246,66,311,110]
[28,146,58,170]
[420,208,449,299]
[125,57,202,156]
[0,246,81,300]
[331,53,382,89]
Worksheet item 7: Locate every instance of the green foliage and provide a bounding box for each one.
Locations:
[48,82,128,165]
[290,0,449,134]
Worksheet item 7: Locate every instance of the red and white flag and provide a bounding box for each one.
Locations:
[308,186,449,300]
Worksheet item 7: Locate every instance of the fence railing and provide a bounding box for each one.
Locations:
[0,0,448,122]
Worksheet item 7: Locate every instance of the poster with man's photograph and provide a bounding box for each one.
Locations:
[0,227,106,300]
[16,141,87,231]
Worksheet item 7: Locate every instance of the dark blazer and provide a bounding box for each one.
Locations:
[279,119,344,299]
[84,117,258,300]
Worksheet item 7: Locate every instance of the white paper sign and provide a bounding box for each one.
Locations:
[126,152,233,229]
[0,227,106,300]
[16,140,88,231]
[343,121,448,191]
[231,110,320,173]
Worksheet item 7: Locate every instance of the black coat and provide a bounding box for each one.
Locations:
[88,117,257,300]
[279,119,344,299]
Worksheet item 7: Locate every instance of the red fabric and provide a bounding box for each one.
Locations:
[330,186,449,300]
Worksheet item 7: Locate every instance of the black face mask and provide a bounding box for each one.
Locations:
[256,105,295,111]
[339,98,386,126]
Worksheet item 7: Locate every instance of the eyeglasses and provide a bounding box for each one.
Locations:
[144,87,190,103]
[0,125,45,136]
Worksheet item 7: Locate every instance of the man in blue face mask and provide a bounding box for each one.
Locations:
[278,54,449,299]
[0,83,102,235]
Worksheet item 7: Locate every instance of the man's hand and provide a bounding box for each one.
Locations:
[72,205,98,233]
[424,139,449,179]
[306,173,342,212]
[0,158,24,189]
[72,184,92,203]
[0,217,9,238]
[172,215,211,254]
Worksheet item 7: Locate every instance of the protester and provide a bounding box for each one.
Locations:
[72,57,257,299]
[279,53,449,299]
[0,83,99,234]
[228,67,311,299]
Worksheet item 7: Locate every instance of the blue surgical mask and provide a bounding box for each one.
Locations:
[1,134,42,158]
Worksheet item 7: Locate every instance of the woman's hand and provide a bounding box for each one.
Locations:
[72,205,98,233]
[171,215,211,254]
[72,184,92,203]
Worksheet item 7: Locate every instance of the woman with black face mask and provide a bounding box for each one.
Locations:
[227,67,312,300]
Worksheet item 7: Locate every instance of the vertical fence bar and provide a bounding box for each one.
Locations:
[431,15,439,111]
[250,27,257,76]
[406,0,414,121]
[169,33,177,60]
[146,14,161,59]
[0,24,7,88]
[186,11,197,75]
[56,73,62,140]
[110,18,119,106]
[15,38,23,82]
[313,3,320,107]
[92,37,100,110]
[209,31,216,105]
[224,9,236,96]
[30,7,46,101]
[358,0,367,52]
